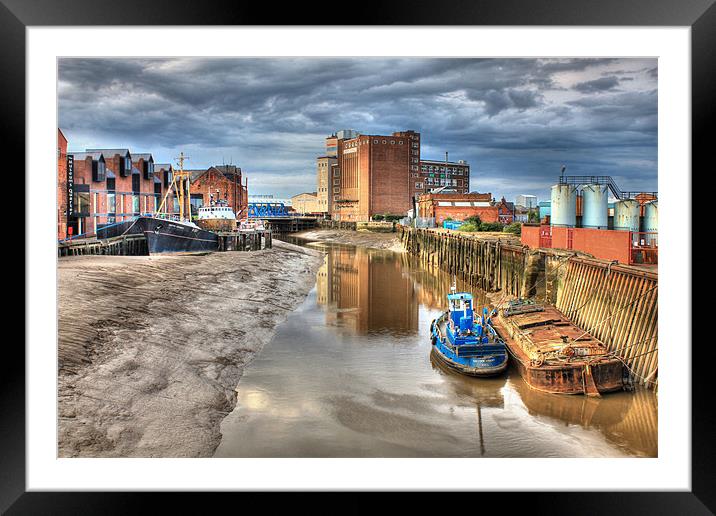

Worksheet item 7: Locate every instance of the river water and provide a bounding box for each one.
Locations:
[214,240,657,458]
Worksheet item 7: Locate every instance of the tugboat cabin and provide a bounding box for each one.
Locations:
[447,292,475,337]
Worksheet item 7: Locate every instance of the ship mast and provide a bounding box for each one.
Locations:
[155,151,191,222]
[175,152,190,221]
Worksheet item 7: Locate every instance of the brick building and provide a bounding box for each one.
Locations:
[417,158,470,196]
[332,130,419,221]
[417,191,499,224]
[59,135,176,239]
[188,165,248,218]
[57,129,69,239]
[494,197,515,224]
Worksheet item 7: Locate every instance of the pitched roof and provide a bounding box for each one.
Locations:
[69,151,104,161]
[188,166,243,184]
[132,153,153,162]
[214,165,242,180]
[154,163,173,170]
[86,148,131,157]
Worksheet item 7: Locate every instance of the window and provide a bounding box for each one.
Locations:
[132,173,140,193]
[374,140,378,144]
[121,156,131,177]
[106,177,115,191]
[144,161,154,180]
[415,182,424,189]
[107,193,116,213]
[333,187,340,193]
[73,190,90,217]
[93,160,106,182]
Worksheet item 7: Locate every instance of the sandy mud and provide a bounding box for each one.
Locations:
[57,240,322,457]
[293,228,403,252]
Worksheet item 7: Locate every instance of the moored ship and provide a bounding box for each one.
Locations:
[195,198,238,232]
[429,289,508,377]
[98,152,219,255]
[492,299,625,396]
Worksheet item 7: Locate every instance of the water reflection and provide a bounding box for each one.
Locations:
[215,240,657,458]
[315,244,418,336]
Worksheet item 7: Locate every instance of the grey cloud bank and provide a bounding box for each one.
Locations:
[58,57,657,202]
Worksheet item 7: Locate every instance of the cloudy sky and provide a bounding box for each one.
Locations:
[58,58,657,202]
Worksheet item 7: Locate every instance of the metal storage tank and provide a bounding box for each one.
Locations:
[582,184,609,229]
[550,184,576,227]
[644,201,658,244]
[613,199,640,231]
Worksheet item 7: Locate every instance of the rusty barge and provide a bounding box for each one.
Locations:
[492,300,625,396]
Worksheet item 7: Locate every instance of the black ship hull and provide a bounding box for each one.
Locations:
[137,217,218,254]
[96,216,219,254]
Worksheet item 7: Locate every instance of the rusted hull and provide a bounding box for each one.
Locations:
[196,219,237,232]
[507,348,624,395]
[493,305,625,396]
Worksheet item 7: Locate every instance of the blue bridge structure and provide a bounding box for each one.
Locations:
[247,202,290,218]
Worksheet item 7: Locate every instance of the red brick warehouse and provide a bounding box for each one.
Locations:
[187,165,248,218]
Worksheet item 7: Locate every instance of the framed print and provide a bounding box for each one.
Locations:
[5,0,711,512]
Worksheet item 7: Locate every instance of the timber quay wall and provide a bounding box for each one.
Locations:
[399,227,658,388]
[58,230,272,257]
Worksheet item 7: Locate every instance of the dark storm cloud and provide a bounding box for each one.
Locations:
[573,76,621,93]
[58,57,657,201]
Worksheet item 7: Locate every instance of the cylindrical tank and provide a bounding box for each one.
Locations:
[550,184,576,227]
[643,201,658,245]
[613,199,640,231]
[582,184,609,229]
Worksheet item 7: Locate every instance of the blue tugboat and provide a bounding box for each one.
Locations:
[429,289,508,377]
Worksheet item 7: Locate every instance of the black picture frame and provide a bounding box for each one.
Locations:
[5,0,710,512]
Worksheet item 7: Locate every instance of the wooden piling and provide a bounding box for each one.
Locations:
[399,226,658,388]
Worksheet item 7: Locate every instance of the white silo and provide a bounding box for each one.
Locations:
[582,184,609,229]
[644,201,658,245]
[550,184,577,227]
[613,199,640,232]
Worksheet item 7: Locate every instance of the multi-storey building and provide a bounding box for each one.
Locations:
[57,129,70,239]
[516,194,538,209]
[417,158,470,195]
[59,133,179,239]
[332,130,419,221]
[316,155,338,214]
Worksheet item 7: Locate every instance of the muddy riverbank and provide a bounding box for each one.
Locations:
[293,228,403,252]
[57,240,322,457]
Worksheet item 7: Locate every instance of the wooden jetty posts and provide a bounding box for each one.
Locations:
[57,234,148,257]
[216,230,272,252]
[399,227,658,388]
[58,229,272,257]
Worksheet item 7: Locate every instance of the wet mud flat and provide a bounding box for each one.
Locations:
[57,239,322,457]
[293,229,403,252]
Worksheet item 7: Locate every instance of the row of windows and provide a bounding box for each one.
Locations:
[343,139,407,148]
[92,160,157,182]
[421,166,467,174]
